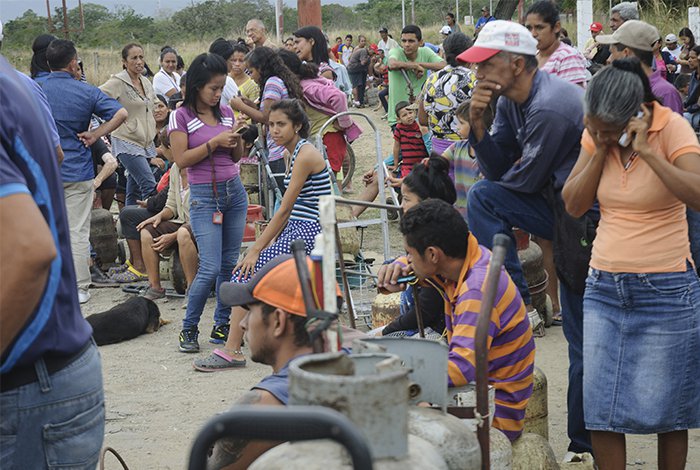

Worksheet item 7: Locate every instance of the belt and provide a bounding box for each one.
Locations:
[0,340,92,393]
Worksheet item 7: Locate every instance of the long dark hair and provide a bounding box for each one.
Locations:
[30,34,57,78]
[442,32,472,67]
[293,25,330,65]
[245,46,303,102]
[183,53,228,121]
[269,99,310,139]
[679,27,696,49]
[277,49,318,80]
[402,154,456,204]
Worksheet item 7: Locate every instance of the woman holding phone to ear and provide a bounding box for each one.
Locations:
[169,53,248,354]
[562,58,700,470]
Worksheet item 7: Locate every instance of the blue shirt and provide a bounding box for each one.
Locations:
[252,360,296,404]
[470,70,584,193]
[40,71,122,182]
[16,71,60,148]
[0,57,93,373]
[475,15,495,30]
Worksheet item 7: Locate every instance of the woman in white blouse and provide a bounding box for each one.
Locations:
[153,46,181,98]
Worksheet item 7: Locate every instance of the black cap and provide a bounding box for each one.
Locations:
[379,27,388,33]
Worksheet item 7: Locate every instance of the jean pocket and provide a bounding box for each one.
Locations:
[0,435,16,467]
[43,400,104,470]
[585,268,600,290]
[638,272,691,297]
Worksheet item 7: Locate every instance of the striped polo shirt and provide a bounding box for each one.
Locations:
[541,42,587,87]
[393,121,428,177]
[392,233,535,441]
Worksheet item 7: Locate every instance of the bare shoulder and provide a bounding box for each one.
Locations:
[237,389,284,407]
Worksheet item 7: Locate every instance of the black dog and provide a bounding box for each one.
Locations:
[86,297,168,346]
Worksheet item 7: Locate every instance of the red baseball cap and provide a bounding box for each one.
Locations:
[590,22,603,33]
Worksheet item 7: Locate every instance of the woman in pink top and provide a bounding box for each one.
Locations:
[563,58,700,470]
[169,53,248,356]
[526,1,587,87]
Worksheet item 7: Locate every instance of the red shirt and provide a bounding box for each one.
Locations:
[393,121,428,177]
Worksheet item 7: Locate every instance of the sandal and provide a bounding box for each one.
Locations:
[140,286,166,300]
[193,349,246,372]
[110,265,148,283]
[106,260,132,277]
[551,312,563,326]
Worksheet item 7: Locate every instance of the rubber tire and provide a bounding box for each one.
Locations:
[341,144,356,190]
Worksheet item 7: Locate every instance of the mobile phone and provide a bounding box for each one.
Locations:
[397,274,417,284]
[618,111,644,147]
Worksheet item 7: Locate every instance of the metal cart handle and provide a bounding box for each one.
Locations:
[187,405,374,470]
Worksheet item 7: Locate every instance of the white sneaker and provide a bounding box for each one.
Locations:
[78,288,91,304]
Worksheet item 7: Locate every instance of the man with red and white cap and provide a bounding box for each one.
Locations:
[206,254,345,469]
[584,22,604,60]
[458,20,595,461]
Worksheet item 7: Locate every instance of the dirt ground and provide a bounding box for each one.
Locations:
[89,104,700,469]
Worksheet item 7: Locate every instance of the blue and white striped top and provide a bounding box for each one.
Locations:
[284,139,332,222]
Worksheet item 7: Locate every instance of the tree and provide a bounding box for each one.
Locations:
[3,10,49,49]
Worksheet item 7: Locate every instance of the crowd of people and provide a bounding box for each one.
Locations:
[1,3,700,469]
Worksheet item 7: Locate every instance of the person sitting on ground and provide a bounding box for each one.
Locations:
[135,130,194,300]
[206,254,342,469]
[378,199,535,442]
[377,155,456,339]
[387,25,446,127]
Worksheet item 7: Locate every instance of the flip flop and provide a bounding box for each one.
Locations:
[551,313,563,326]
[106,260,132,277]
[192,349,246,372]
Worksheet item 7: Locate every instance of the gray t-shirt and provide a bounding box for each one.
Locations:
[347,47,370,73]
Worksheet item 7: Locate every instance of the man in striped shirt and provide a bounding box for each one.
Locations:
[378,199,535,441]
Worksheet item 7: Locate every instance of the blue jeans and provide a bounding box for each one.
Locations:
[0,341,104,469]
[688,208,700,274]
[118,153,156,206]
[583,266,700,433]
[466,180,554,305]
[560,282,592,454]
[183,177,247,330]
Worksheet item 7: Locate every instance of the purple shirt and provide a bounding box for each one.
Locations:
[261,76,289,162]
[649,71,684,114]
[168,105,239,184]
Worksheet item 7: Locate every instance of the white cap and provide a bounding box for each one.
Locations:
[440,25,452,35]
[457,20,538,63]
[665,33,678,44]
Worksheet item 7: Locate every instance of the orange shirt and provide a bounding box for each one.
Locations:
[581,102,700,273]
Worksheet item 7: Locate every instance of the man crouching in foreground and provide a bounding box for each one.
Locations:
[207,254,319,469]
[378,199,535,441]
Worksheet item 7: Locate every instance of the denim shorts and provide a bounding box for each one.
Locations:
[582,265,700,434]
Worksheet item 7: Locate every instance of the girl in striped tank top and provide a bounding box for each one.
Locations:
[232,98,330,280]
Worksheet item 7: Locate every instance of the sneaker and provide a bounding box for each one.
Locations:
[210,324,230,344]
[179,328,200,353]
[140,286,166,301]
[78,288,91,304]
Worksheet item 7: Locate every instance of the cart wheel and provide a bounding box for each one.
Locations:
[341,145,356,190]
[385,198,399,221]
